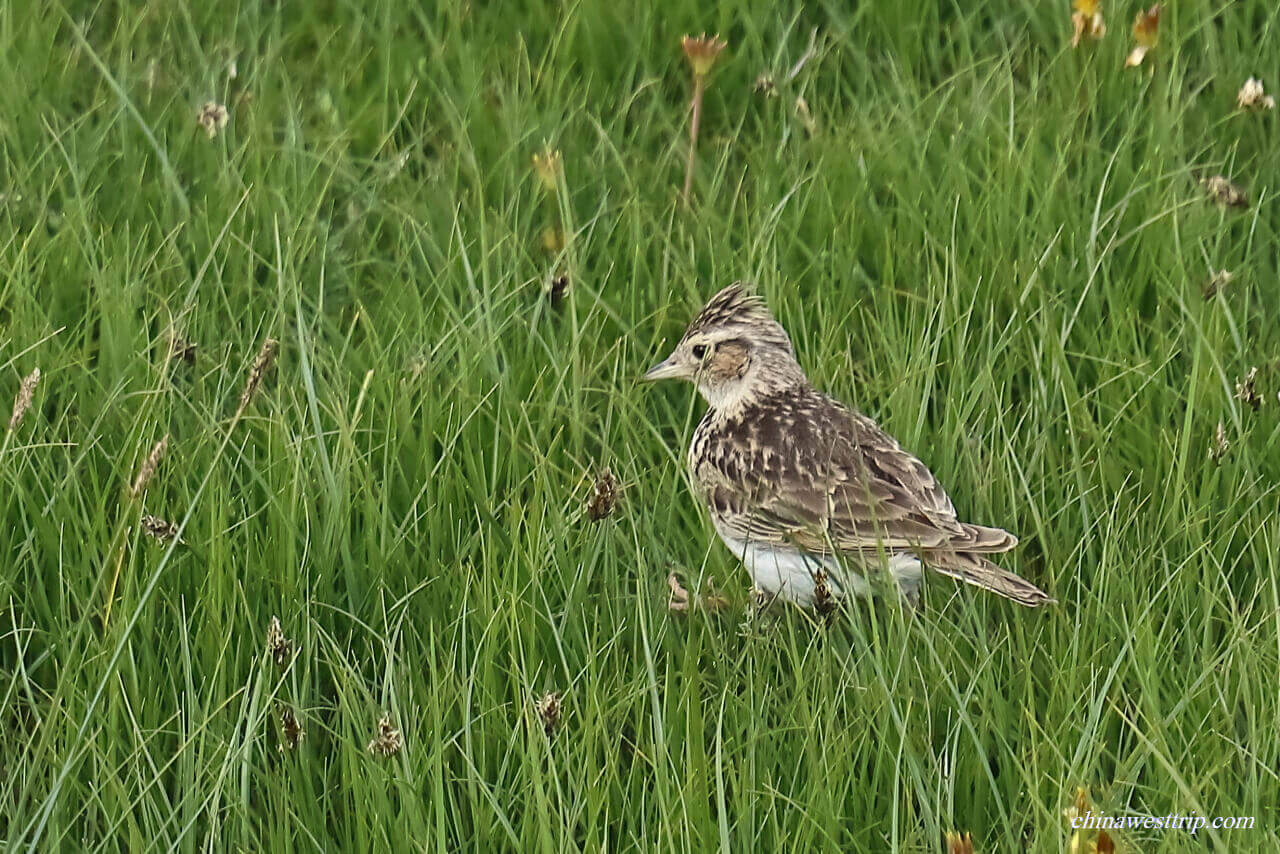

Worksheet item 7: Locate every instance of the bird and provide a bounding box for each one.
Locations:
[643,282,1052,609]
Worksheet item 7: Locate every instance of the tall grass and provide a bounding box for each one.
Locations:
[2,0,1278,849]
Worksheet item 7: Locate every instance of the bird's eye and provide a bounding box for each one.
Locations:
[691,344,708,360]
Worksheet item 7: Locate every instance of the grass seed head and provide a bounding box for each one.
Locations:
[1200,175,1248,209]
[1209,420,1230,464]
[812,570,839,619]
[367,713,403,756]
[236,338,278,418]
[1237,77,1275,111]
[1235,367,1261,411]
[278,704,304,751]
[535,691,562,737]
[1202,269,1234,300]
[169,333,198,367]
[141,514,180,543]
[196,101,229,138]
[265,616,294,669]
[681,33,727,79]
[585,468,619,521]
[753,73,777,96]
[8,367,40,432]
[546,271,570,308]
[131,435,170,498]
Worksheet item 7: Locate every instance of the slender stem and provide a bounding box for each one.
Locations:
[682,74,705,203]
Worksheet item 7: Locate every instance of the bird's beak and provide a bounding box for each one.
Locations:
[642,357,683,382]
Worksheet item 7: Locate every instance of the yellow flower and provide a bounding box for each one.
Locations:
[1124,5,1160,68]
[531,146,563,192]
[1071,0,1106,48]
[540,226,565,254]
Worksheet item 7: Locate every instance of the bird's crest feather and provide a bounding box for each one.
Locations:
[685,282,773,336]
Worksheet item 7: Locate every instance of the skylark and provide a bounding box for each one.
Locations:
[644,283,1052,608]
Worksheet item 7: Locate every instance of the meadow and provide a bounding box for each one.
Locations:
[2,0,1279,850]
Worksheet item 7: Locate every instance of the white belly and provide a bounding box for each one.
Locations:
[715,528,921,606]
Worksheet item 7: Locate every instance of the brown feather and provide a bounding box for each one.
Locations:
[668,283,1053,608]
[923,551,1054,607]
[691,385,1050,606]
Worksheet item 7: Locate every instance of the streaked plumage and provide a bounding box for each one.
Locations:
[644,283,1052,608]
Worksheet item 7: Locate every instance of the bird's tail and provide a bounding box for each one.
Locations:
[925,551,1053,607]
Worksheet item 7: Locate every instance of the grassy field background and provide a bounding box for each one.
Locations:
[2,0,1278,850]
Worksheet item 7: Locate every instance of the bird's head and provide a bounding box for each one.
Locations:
[643,282,806,408]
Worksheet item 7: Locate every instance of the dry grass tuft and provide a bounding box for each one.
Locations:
[236,338,279,419]
[367,713,403,756]
[7,368,40,432]
[585,468,619,521]
[265,616,294,669]
[534,691,562,737]
[131,435,170,498]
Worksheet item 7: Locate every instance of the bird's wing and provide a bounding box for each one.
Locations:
[698,391,1012,556]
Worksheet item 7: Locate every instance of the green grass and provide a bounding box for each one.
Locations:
[2,0,1278,850]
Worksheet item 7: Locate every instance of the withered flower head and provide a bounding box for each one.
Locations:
[1237,77,1276,111]
[1071,0,1106,48]
[753,74,777,96]
[278,704,305,751]
[236,338,278,418]
[668,570,730,613]
[196,101,229,138]
[546,271,570,308]
[367,713,403,756]
[8,367,40,432]
[1209,420,1229,464]
[534,691,562,737]
[1200,175,1248,209]
[265,615,294,668]
[944,831,974,854]
[1235,367,1261,411]
[1132,4,1160,45]
[681,33,727,79]
[812,570,839,619]
[169,332,198,367]
[1202,268,1234,300]
[531,146,563,192]
[585,468,619,521]
[1124,5,1160,67]
[141,514,181,543]
[668,571,692,612]
[131,435,170,498]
